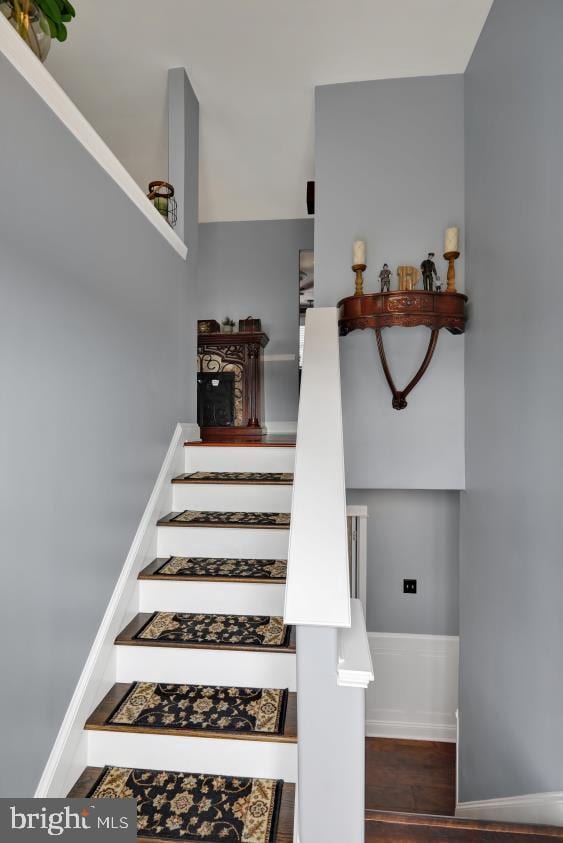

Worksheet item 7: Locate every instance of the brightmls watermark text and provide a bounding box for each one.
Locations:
[1,799,136,842]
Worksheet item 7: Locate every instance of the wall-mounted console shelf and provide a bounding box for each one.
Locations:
[338,290,467,410]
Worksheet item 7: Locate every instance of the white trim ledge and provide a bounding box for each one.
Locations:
[0,16,188,261]
[337,599,374,688]
[457,792,563,827]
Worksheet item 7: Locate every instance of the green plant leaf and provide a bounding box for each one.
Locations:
[37,0,63,24]
[55,20,67,40]
[46,16,57,36]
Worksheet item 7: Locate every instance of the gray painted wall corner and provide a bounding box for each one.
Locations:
[460,0,563,802]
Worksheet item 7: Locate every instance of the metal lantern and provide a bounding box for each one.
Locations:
[147,180,178,229]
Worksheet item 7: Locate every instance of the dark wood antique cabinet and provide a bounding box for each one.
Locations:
[197,331,269,441]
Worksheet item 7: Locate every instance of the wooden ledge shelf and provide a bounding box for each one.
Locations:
[338,290,467,335]
[338,291,468,410]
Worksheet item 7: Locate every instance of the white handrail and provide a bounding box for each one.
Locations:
[284,307,351,628]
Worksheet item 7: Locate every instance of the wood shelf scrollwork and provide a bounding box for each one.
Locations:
[338,290,467,410]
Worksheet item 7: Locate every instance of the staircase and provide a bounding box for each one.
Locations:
[68,439,297,843]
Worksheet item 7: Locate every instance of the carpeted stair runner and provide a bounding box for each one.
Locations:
[140,556,287,582]
[105,682,288,735]
[173,471,293,484]
[85,766,283,843]
[134,612,291,649]
[159,511,291,528]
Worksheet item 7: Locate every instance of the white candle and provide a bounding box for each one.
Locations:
[353,240,366,265]
[444,226,459,253]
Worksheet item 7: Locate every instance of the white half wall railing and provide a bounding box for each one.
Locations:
[0,15,187,261]
[284,308,373,843]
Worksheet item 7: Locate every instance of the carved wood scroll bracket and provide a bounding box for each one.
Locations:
[337,290,467,410]
[375,327,439,410]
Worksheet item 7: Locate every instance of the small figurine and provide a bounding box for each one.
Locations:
[397,265,421,291]
[379,263,393,292]
[421,252,440,292]
[435,279,443,293]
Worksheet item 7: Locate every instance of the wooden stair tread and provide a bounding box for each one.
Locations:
[85,683,297,743]
[365,810,563,841]
[139,557,287,583]
[185,436,295,448]
[172,471,293,485]
[68,767,295,843]
[116,613,296,654]
[158,511,290,529]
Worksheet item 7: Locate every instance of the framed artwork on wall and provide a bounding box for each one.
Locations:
[299,249,314,370]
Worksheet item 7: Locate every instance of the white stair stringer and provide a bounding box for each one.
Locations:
[185,445,295,474]
[157,524,290,559]
[115,644,297,691]
[172,483,293,513]
[138,579,285,616]
[87,730,297,783]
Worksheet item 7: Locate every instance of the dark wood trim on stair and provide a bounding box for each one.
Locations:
[115,613,296,654]
[185,436,296,447]
[365,810,563,841]
[68,768,295,843]
[138,558,287,584]
[157,512,290,530]
[85,683,297,744]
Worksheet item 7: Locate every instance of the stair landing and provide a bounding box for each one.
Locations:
[185,435,296,447]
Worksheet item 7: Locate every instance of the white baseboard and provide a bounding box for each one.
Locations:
[457,791,563,826]
[35,422,199,798]
[366,719,457,742]
[264,421,297,434]
[366,632,459,743]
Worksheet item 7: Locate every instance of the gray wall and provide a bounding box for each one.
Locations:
[315,75,465,490]
[460,0,563,802]
[0,55,196,795]
[348,490,460,635]
[198,219,313,423]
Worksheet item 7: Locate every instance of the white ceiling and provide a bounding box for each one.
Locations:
[47,0,493,223]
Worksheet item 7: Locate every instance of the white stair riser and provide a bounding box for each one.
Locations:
[172,484,293,512]
[138,580,285,616]
[87,731,297,783]
[157,526,289,559]
[116,646,296,691]
[185,447,295,474]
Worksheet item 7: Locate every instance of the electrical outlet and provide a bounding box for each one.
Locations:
[403,579,417,594]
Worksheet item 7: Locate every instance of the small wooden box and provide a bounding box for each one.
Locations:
[198,319,220,334]
[239,317,261,333]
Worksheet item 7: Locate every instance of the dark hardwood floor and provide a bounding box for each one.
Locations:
[365,739,563,841]
[365,738,456,816]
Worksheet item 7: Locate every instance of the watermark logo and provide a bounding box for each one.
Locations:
[1,799,136,841]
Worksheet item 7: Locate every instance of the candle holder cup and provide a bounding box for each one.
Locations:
[443,250,460,293]
[352,263,367,297]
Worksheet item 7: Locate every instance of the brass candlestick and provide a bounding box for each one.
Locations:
[443,251,460,293]
[352,263,367,296]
